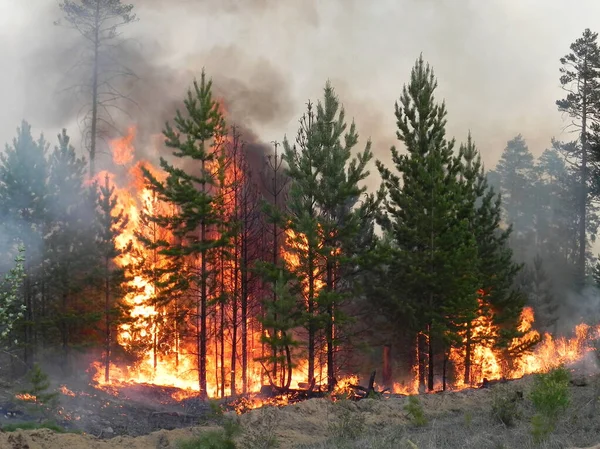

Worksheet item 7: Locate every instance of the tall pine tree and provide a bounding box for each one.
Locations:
[555,28,600,288]
[283,82,379,391]
[376,56,478,392]
[142,71,232,398]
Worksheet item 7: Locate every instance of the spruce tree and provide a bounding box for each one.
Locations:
[376,56,478,391]
[555,28,600,289]
[142,71,231,399]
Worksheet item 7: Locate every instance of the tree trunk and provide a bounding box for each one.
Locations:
[199,158,208,398]
[427,325,434,392]
[326,260,335,392]
[219,256,225,399]
[382,344,392,389]
[417,332,426,394]
[89,0,100,178]
[104,258,110,383]
[464,320,472,386]
[241,209,249,394]
[579,72,588,290]
[307,246,316,386]
[442,350,448,391]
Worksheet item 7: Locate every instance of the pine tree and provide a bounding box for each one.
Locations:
[95,175,130,383]
[493,135,536,260]
[142,71,231,399]
[260,142,290,385]
[57,0,138,177]
[283,82,378,391]
[257,266,302,390]
[457,134,526,384]
[555,28,600,289]
[0,121,48,366]
[45,129,98,370]
[376,56,479,392]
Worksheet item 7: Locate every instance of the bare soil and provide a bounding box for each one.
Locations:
[0,374,600,449]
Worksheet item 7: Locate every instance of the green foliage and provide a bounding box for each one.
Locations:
[529,366,570,441]
[177,417,241,449]
[282,81,380,389]
[18,364,59,417]
[491,385,521,427]
[404,396,427,427]
[142,70,232,396]
[1,421,67,433]
[0,246,26,342]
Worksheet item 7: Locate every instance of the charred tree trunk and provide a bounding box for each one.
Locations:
[220,256,225,399]
[427,325,434,391]
[199,160,208,399]
[442,349,448,391]
[417,332,426,393]
[241,203,249,394]
[382,344,392,389]
[326,261,335,392]
[579,69,588,289]
[307,245,316,386]
[231,145,239,395]
[464,320,472,386]
[104,257,111,383]
[89,0,100,178]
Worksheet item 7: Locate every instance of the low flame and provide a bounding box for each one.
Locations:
[15,393,36,402]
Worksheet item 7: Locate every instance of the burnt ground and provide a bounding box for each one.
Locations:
[0,372,600,448]
[0,379,217,438]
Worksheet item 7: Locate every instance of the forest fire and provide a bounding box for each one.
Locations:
[84,122,600,408]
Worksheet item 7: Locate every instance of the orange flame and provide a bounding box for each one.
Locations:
[110,126,136,166]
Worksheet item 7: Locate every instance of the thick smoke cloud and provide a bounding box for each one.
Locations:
[2,0,600,174]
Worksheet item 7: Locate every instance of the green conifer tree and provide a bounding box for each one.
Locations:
[0,121,48,366]
[376,56,478,392]
[45,130,98,370]
[142,71,232,398]
[283,82,378,391]
[555,28,600,289]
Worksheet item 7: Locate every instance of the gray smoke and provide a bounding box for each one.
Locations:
[2,0,600,177]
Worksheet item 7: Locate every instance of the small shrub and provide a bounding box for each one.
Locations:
[491,385,521,427]
[1,421,66,433]
[178,416,241,449]
[404,396,427,427]
[529,365,570,442]
[18,364,59,417]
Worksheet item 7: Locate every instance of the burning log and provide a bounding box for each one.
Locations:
[348,371,390,400]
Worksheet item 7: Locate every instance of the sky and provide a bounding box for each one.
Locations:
[0,0,599,176]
